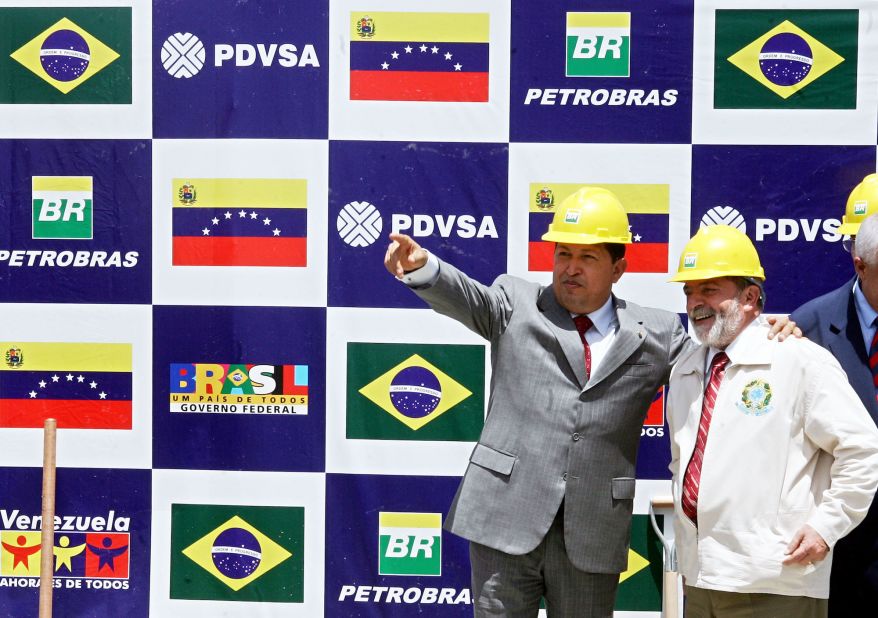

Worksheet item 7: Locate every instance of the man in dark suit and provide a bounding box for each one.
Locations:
[791,175,878,616]
[385,188,794,617]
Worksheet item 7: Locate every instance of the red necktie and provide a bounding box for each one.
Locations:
[681,351,730,525]
[869,323,878,401]
[573,315,593,381]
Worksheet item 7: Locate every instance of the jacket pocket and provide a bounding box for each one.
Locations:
[612,477,636,500]
[470,443,516,476]
[617,363,655,378]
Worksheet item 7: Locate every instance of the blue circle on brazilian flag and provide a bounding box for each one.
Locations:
[389,366,442,418]
[759,32,813,86]
[40,29,91,81]
[211,527,262,579]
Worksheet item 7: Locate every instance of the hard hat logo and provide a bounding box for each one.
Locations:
[670,225,765,283]
[541,186,632,245]
[840,173,878,236]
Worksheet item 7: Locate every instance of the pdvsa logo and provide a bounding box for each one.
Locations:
[700,206,841,242]
[159,32,320,78]
[336,201,498,247]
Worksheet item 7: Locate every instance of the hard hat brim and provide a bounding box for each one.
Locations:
[541,230,632,245]
[668,268,765,283]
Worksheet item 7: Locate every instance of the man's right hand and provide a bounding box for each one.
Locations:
[384,233,428,278]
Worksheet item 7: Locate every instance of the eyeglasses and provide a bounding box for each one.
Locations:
[842,236,855,253]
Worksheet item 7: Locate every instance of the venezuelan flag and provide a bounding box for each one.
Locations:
[349,12,489,102]
[528,183,670,273]
[0,342,132,429]
[171,178,307,267]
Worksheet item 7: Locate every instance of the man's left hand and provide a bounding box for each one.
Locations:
[783,524,829,566]
[765,314,802,341]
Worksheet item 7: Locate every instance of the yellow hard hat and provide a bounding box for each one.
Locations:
[541,187,632,245]
[669,225,765,282]
[840,173,878,236]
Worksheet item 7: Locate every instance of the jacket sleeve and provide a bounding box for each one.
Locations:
[802,352,878,547]
[411,257,514,341]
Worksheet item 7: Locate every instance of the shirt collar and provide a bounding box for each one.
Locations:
[853,278,878,327]
[585,295,618,336]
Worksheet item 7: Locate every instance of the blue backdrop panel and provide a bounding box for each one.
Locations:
[328,140,509,309]
[152,305,326,472]
[0,139,151,304]
[152,0,329,138]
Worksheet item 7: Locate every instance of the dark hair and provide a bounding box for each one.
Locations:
[605,243,626,263]
[731,276,765,310]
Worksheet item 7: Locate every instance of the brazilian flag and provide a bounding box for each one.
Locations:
[169,504,304,603]
[0,7,131,104]
[714,10,857,109]
[346,342,485,441]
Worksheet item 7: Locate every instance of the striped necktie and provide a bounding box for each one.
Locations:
[573,315,593,381]
[870,320,878,401]
[681,351,730,525]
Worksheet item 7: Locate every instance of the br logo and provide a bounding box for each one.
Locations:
[566,12,630,78]
[337,201,383,247]
[32,176,93,240]
[161,32,206,78]
[700,206,746,233]
[378,512,441,576]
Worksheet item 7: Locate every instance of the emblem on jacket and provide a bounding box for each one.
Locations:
[736,378,773,416]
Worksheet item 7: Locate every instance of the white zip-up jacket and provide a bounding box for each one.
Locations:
[668,317,878,597]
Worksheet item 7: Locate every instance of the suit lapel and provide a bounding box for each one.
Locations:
[537,286,587,389]
[826,282,878,421]
[585,297,645,392]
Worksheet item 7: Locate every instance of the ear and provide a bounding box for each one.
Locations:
[741,284,761,309]
[611,257,627,283]
[854,256,867,278]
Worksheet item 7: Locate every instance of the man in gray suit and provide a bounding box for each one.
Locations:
[384,188,786,616]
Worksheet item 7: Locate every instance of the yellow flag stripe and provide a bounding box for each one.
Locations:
[379,512,442,528]
[172,179,307,208]
[0,342,132,372]
[528,183,669,214]
[350,12,489,42]
[32,176,92,192]
[566,12,630,29]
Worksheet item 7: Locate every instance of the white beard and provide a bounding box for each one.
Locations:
[691,298,744,349]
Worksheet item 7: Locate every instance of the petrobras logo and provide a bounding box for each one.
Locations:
[0,508,131,589]
[701,206,841,242]
[336,510,472,605]
[159,31,319,78]
[169,363,309,415]
[32,176,93,240]
[337,201,498,247]
[523,12,676,107]
[378,512,441,576]
[566,12,630,78]
[0,176,138,270]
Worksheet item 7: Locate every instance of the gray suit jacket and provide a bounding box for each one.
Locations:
[414,260,690,573]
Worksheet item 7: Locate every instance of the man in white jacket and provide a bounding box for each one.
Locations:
[667,225,878,617]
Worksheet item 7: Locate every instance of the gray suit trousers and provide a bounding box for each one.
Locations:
[470,505,619,617]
